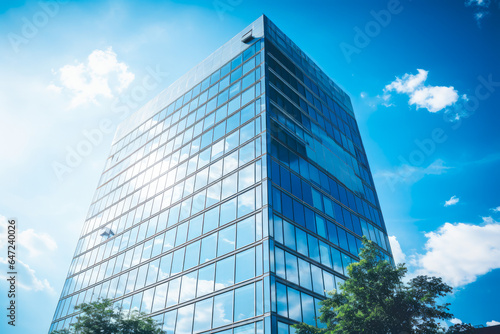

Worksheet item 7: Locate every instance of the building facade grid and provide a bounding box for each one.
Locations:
[50,15,392,334]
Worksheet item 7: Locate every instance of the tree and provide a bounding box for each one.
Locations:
[294,237,472,334]
[51,299,165,334]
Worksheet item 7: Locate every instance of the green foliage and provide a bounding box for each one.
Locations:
[294,237,471,334]
[446,323,476,334]
[51,299,165,334]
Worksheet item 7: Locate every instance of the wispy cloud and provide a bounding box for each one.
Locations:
[465,0,498,25]
[491,206,500,213]
[383,69,466,115]
[444,195,460,207]
[375,159,451,189]
[49,47,135,108]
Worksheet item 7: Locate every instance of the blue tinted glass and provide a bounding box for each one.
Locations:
[217,224,236,256]
[220,198,237,226]
[311,265,324,295]
[184,241,200,270]
[215,256,235,289]
[203,206,219,234]
[235,248,255,283]
[304,207,315,233]
[200,233,217,263]
[283,220,296,250]
[231,55,242,69]
[285,252,299,285]
[235,323,255,334]
[197,263,215,297]
[276,283,288,317]
[237,216,255,248]
[234,284,255,321]
[231,67,243,84]
[287,286,302,322]
[301,293,315,326]
[296,228,308,256]
[238,188,255,217]
[327,221,339,245]
[213,291,233,328]
[307,235,320,262]
[292,200,305,227]
[175,222,188,247]
[298,258,312,290]
[282,193,293,221]
[274,215,284,244]
[331,248,343,274]
[221,62,231,78]
[315,215,327,239]
[338,229,349,251]
[170,248,185,275]
[166,278,180,307]
[275,247,286,278]
[179,271,197,302]
[319,241,331,267]
[175,304,194,333]
[193,298,213,333]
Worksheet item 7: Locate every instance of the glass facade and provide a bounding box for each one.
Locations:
[50,15,392,334]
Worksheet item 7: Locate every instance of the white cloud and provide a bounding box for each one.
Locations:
[388,236,406,264]
[492,206,500,212]
[51,47,134,108]
[444,195,460,207]
[19,228,58,258]
[415,220,500,287]
[450,318,463,325]
[409,86,460,113]
[487,320,500,327]
[384,69,462,114]
[0,216,57,258]
[0,257,54,292]
[385,69,428,94]
[0,216,56,293]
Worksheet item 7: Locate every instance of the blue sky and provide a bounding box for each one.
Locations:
[0,0,499,333]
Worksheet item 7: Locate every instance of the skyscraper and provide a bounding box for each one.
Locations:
[50,15,393,334]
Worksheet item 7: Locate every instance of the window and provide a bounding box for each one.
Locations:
[175,303,194,334]
[212,290,233,328]
[179,271,197,302]
[200,233,217,263]
[217,224,236,256]
[235,247,255,283]
[285,252,299,285]
[287,287,302,322]
[298,258,312,290]
[203,206,219,234]
[234,284,255,321]
[215,255,235,289]
[193,298,213,333]
[197,264,215,297]
[237,215,255,248]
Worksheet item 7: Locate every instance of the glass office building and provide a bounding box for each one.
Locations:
[50,15,393,334]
